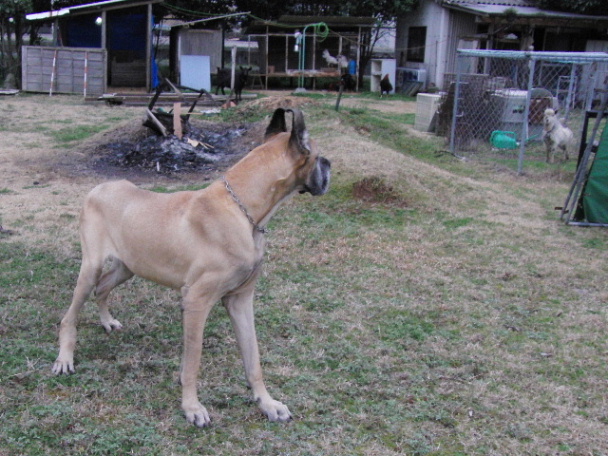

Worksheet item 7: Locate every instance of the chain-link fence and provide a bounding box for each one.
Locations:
[441,50,608,173]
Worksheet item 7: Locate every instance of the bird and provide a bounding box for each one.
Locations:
[380,74,393,96]
[322,49,338,67]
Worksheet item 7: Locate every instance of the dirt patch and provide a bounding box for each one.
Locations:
[352,176,409,207]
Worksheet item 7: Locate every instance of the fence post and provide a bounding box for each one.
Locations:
[518,55,536,174]
[564,63,576,120]
[449,52,464,155]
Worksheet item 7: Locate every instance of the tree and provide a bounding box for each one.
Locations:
[0,0,50,87]
[536,0,608,15]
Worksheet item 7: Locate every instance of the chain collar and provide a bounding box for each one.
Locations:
[222,176,267,234]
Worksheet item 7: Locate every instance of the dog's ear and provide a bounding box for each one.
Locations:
[287,108,311,155]
[264,108,311,154]
[264,108,288,141]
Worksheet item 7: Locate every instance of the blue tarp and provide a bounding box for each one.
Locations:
[64,12,159,88]
[107,12,146,58]
[64,15,101,47]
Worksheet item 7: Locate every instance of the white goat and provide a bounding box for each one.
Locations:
[543,108,574,163]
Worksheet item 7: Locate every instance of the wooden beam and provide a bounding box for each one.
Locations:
[146,2,152,92]
[145,108,168,136]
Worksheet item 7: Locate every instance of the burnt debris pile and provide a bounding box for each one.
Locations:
[98,123,250,174]
[94,78,254,174]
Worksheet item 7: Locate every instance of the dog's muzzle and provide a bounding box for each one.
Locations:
[302,156,331,196]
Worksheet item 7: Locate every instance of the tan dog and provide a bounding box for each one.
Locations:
[52,108,331,427]
[543,108,574,163]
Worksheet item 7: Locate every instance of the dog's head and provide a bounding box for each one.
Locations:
[264,108,331,196]
[543,108,558,130]
[238,66,252,81]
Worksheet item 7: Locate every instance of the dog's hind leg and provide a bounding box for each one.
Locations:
[95,257,134,333]
[224,290,293,423]
[52,258,102,374]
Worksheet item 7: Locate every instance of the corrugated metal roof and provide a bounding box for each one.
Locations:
[442,0,608,21]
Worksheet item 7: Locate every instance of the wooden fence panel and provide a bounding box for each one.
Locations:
[22,46,107,95]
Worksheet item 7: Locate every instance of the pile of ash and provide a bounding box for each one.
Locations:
[96,122,253,174]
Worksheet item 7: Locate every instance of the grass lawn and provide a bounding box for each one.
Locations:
[0,92,607,455]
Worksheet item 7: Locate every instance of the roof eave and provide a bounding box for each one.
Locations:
[26,0,163,22]
[441,1,608,25]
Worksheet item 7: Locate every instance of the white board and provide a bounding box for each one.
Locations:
[180,55,211,91]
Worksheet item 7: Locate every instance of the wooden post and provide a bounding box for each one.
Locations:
[83,51,89,98]
[49,49,58,96]
[230,46,237,94]
[146,3,152,92]
[356,26,362,92]
[335,78,344,111]
[173,103,183,139]
[101,10,107,92]
[265,27,269,89]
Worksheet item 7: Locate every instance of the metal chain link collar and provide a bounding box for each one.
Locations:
[222,176,267,234]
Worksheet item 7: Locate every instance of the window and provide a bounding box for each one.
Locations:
[407,26,426,63]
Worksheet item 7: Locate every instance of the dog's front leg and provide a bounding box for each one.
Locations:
[224,291,293,422]
[180,290,215,427]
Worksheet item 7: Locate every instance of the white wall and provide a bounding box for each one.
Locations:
[396,0,477,89]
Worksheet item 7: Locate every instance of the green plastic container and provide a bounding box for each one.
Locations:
[490,130,518,149]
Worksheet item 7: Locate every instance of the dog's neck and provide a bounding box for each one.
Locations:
[221,176,267,233]
[221,149,300,232]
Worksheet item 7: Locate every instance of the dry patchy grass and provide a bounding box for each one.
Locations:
[1,93,607,455]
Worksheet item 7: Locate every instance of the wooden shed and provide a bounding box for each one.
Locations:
[169,21,224,92]
[24,0,164,95]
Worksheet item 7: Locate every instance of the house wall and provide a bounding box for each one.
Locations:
[397,1,480,89]
[396,1,447,88]
[585,40,608,94]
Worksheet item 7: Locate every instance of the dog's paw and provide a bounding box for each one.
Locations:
[101,318,123,333]
[52,357,75,375]
[259,398,293,422]
[183,401,211,428]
